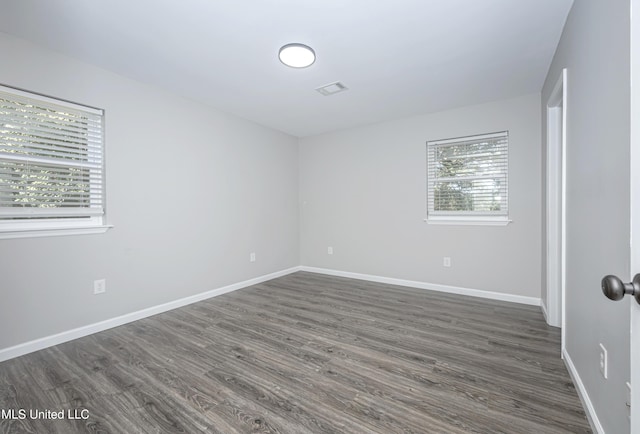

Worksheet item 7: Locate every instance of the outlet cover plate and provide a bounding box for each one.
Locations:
[599,343,608,379]
[94,279,106,295]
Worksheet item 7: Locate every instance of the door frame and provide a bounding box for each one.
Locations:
[545,69,567,345]
[630,0,639,429]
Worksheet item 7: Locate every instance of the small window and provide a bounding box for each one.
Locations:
[427,131,508,224]
[0,85,106,237]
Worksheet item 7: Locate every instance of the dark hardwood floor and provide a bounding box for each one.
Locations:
[0,272,590,433]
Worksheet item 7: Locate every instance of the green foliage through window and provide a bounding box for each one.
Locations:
[427,132,508,217]
[0,86,104,221]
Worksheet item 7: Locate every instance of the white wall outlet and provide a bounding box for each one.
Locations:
[626,382,632,419]
[443,257,451,267]
[599,343,608,379]
[93,279,106,295]
[328,246,333,255]
[250,252,256,262]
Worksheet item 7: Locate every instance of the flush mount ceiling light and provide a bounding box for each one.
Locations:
[279,43,315,68]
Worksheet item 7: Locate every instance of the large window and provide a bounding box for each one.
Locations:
[0,85,106,237]
[427,131,508,224]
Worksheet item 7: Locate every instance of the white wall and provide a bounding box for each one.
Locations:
[541,0,631,432]
[0,32,299,351]
[299,94,541,299]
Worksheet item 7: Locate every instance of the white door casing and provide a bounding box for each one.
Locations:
[630,0,639,430]
[546,69,567,342]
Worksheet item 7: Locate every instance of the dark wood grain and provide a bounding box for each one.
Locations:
[0,272,590,433]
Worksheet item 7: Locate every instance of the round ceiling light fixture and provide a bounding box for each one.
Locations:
[278,43,316,68]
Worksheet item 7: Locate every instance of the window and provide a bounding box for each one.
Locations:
[427,131,509,224]
[0,85,107,238]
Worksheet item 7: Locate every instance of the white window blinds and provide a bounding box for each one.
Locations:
[0,85,104,221]
[427,131,508,217]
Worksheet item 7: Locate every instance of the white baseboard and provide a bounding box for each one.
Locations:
[562,348,604,434]
[0,265,542,363]
[299,266,541,306]
[0,266,302,363]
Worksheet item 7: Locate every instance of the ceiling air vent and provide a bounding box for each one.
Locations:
[316,81,348,96]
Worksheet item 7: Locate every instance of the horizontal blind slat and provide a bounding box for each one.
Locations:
[0,141,104,158]
[0,103,98,128]
[0,153,101,169]
[0,110,102,131]
[0,208,103,218]
[0,145,100,163]
[1,118,98,144]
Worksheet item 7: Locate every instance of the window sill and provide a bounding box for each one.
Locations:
[424,217,511,226]
[0,225,113,240]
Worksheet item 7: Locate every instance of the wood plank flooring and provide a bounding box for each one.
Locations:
[0,272,590,433]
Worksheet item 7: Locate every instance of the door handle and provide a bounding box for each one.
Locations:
[601,274,640,304]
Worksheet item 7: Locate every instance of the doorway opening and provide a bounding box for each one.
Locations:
[545,68,567,347]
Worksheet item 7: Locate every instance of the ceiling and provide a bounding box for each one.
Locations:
[0,0,573,137]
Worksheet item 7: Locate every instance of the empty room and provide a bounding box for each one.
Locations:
[0,0,638,433]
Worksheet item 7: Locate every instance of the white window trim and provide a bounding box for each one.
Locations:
[0,216,113,239]
[0,225,113,240]
[424,215,512,226]
[0,84,112,238]
[426,131,509,225]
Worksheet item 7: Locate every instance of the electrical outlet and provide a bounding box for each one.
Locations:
[93,279,106,295]
[443,257,451,267]
[250,252,256,262]
[627,382,631,419]
[328,246,333,255]
[599,343,608,379]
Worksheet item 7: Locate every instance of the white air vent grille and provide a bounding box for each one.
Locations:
[316,81,348,96]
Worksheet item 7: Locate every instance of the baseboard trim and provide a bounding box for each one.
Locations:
[562,348,604,434]
[0,266,302,363]
[0,265,542,362]
[299,266,541,306]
